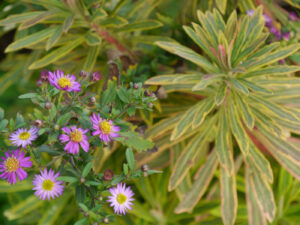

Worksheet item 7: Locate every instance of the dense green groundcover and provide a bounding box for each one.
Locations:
[1,0,300,225]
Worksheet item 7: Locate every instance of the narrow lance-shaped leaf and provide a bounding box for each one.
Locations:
[175,150,218,213]
[0,11,44,26]
[115,20,162,32]
[216,107,234,175]
[233,92,254,130]
[245,166,267,225]
[46,25,64,50]
[192,74,224,91]
[5,27,56,52]
[192,97,215,129]
[146,74,202,85]
[156,41,219,73]
[82,46,101,72]
[169,117,216,190]
[242,66,300,78]
[220,166,237,225]
[249,163,276,222]
[215,83,227,106]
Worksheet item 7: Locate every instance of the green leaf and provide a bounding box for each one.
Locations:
[78,203,88,212]
[240,79,272,94]
[126,148,135,171]
[0,119,9,131]
[85,31,102,46]
[220,166,237,225]
[74,218,88,225]
[115,20,162,32]
[82,46,101,72]
[99,16,128,27]
[46,25,64,50]
[245,167,267,225]
[57,112,72,126]
[63,14,74,32]
[216,0,227,14]
[123,163,129,175]
[76,185,86,203]
[0,108,4,120]
[230,78,249,95]
[145,74,202,85]
[29,37,84,69]
[216,108,234,175]
[192,97,215,129]
[247,44,300,70]
[215,83,227,105]
[175,150,218,213]
[156,41,219,73]
[233,92,254,129]
[117,86,130,103]
[120,131,154,152]
[192,74,223,91]
[0,12,45,26]
[249,163,276,222]
[82,162,93,178]
[56,176,78,183]
[5,27,56,52]
[0,180,32,192]
[242,66,300,78]
[19,11,58,30]
[18,93,38,99]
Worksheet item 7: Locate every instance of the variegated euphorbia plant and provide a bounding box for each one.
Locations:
[145,7,300,225]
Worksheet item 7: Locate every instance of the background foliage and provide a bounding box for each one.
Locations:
[1,0,300,225]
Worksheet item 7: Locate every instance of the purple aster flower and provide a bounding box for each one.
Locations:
[48,70,81,92]
[59,126,89,155]
[263,14,272,26]
[278,59,285,65]
[90,113,120,143]
[32,168,65,200]
[107,183,134,215]
[289,12,299,21]
[0,149,32,184]
[9,127,39,148]
[269,26,281,40]
[283,32,290,41]
[90,71,102,82]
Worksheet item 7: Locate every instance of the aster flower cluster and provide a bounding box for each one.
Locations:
[0,69,157,222]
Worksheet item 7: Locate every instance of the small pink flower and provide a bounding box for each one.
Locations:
[0,149,32,184]
[9,127,39,149]
[90,113,120,142]
[59,126,89,155]
[107,183,134,215]
[32,168,65,200]
[48,70,81,92]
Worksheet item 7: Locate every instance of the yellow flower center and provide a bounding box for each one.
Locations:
[116,193,127,204]
[58,77,72,88]
[100,120,111,134]
[5,156,20,172]
[42,179,54,191]
[70,129,83,142]
[19,131,30,140]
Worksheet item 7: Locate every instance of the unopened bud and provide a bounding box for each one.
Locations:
[103,217,110,224]
[34,120,43,127]
[40,70,49,82]
[80,177,86,183]
[79,70,88,78]
[45,102,52,109]
[144,90,151,96]
[133,83,140,89]
[103,169,114,181]
[84,212,89,217]
[98,196,103,201]
[54,124,60,131]
[148,102,153,108]
[36,79,43,87]
[90,71,101,82]
[89,96,96,104]
[141,164,149,173]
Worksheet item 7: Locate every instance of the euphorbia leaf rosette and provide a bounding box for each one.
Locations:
[48,70,81,92]
[108,183,134,215]
[9,127,39,148]
[32,168,65,200]
[145,7,300,225]
[90,113,120,142]
[59,126,89,155]
[0,149,32,184]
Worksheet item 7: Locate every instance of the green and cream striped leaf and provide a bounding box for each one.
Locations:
[192,74,224,91]
[174,150,218,213]
[242,66,300,78]
[240,79,272,94]
[220,166,237,225]
[230,78,249,95]
[192,97,215,129]
[216,107,235,175]
[215,83,227,106]
[233,92,254,129]
[156,41,219,73]
[146,74,202,85]
[0,11,45,26]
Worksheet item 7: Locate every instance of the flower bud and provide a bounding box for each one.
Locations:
[36,79,43,87]
[283,32,290,41]
[79,70,88,78]
[54,124,60,131]
[89,96,96,104]
[80,177,86,183]
[84,212,89,217]
[144,90,151,96]
[40,70,49,82]
[98,196,103,201]
[34,120,43,127]
[148,102,153,108]
[90,71,102,82]
[289,11,299,21]
[141,164,149,173]
[133,83,140,89]
[103,169,114,181]
[103,217,110,224]
[45,102,52,109]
